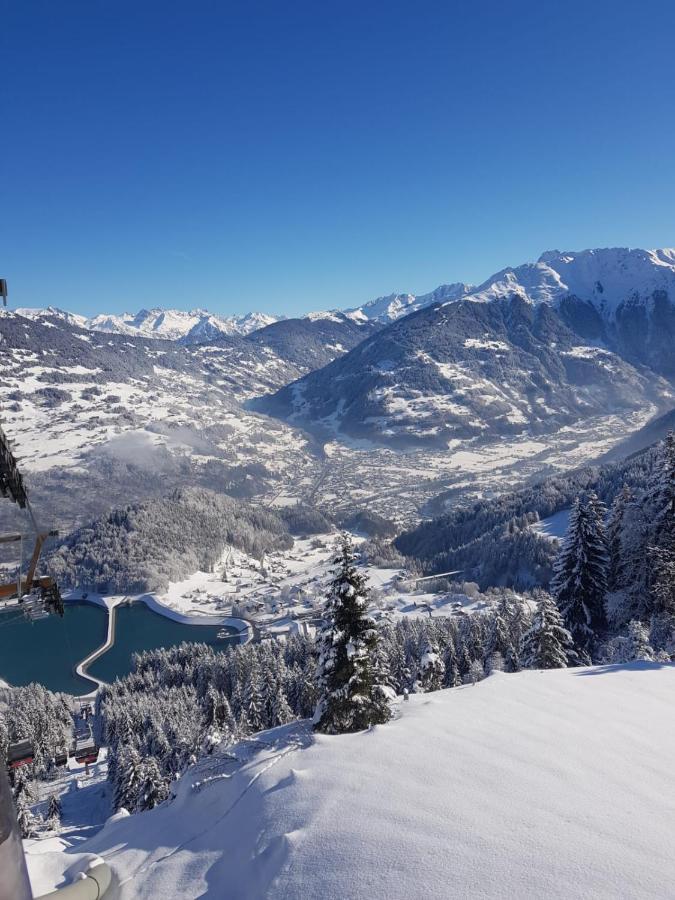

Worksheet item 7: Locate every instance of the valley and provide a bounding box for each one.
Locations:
[3,246,675,900]
[5,8,675,898]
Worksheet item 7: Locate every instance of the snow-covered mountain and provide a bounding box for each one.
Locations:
[347,247,675,361]
[257,248,675,447]
[0,306,381,533]
[14,306,90,330]
[467,247,675,313]
[345,282,471,323]
[89,307,279,341]
[16,247,675,348]
[461,248,675,376]
[16,306,278,343]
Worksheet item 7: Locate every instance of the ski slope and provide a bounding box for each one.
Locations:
[26,663,675,898]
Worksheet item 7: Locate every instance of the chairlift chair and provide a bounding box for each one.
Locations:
[0,414,63,617]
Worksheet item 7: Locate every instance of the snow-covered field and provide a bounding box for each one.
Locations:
[306,405,661,524]
[531,508,571,540]
[152,535,491,639]
[26,663,675,898]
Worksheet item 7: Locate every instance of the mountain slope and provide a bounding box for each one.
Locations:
[245,312,380,370]
[27,664,675,899]
[257,293,673,447]
[470,247,675,313]
[463,247,675,376]
[49,487,292,593]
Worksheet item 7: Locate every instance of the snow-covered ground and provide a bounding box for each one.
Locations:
[154,535,489,639]
[531,508,571,541]
[25,663,675,898]
[0,326,662,532]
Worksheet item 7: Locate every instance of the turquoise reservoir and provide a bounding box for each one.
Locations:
[0,601,107,694]
[86,602,239,684]
[0,600,240,695]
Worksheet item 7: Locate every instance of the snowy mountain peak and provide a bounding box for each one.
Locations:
[16,306,279,343]
[14,306,89,329]
[348,247,675,325]
[347,281,471,323]
[13,247,675,345]
[463,247,675,314]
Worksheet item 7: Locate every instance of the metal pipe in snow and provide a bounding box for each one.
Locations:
[35,864,113,900]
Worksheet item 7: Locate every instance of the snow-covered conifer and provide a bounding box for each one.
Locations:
[522,592,575,669]
[268,684,294,728]
[136,756,169,812]
[648,541,675,654]
[114,746,144,813]
[242,667,265,734]
[14,791,36,839]
[46,792,62,831]
[313,534,391,734]
[650,432,675,549]
[551,494,608,653]
[416,642,445,692]
[464,659,485,685]
[626,620,654,662]
[606,485,632,592]
[483,605,515,672]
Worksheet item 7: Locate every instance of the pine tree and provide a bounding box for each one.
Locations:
[447,660,462,687]
[522,592,575,669]
[11,769,37,838]
[464,659,485,685]
[607,492,651,626]
[505,596,530,672]
[606,485,632,592]
[551,494,608,653]
[486,651,505,674]
[46,792,62,831]
[268,684,294,728]
[651,541,675,616]
[313,534,391,734]
[416,642,445,692]
[113,745,144,812]
[648,540,675,654]
[14,791,35,839]
[483,605,515,671]
[136,756,169,812]
[243,667,265,734]
[626,620,654,661]
[651,432,675,549]
[388,641,412,694]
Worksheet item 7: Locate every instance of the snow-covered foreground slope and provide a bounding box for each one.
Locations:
[28,663,675,898]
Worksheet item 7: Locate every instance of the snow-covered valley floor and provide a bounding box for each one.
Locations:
[26,663,675,899]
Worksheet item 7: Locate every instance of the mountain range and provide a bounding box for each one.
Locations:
[8,247,675,455]
[256,247,675,447]
[14,306,279,344]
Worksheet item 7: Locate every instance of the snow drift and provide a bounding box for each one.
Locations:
[27,663,675,898]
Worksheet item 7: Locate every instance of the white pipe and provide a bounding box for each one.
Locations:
[35,863,112,899]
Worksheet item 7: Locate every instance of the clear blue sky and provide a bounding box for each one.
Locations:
[2,0,675,318]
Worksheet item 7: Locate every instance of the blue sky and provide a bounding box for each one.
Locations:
[2,0,675,318]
